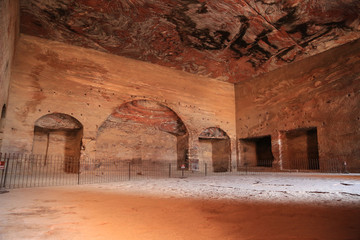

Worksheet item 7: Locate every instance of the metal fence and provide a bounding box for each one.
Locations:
[0,153,351,189]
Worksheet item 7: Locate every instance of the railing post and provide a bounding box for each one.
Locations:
[128,161,131,181]
[0,152,3,188]
[169,163,171,178]
[0,153,9,193]
[181,163,185,178]
[205,163,207,176]
[78,158,81,185]
[2,153,10,189]
[343,161,349,174]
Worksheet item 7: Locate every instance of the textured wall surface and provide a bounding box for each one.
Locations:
[20,0,360,83]
[198,127,231,172]
[235,39,360,172]
[96,100,186,162]
[2,35,236,166]
[0,0,19,138]
[33,113,83,164]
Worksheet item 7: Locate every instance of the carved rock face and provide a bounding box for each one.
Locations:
[20,0,360,82]
[35,113,83,131]
[103,100,187,136]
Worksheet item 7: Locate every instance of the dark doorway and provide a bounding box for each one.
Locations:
[239,135,274,167]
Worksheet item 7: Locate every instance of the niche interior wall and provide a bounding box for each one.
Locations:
[95,99,188,166]
[32,113,83,173]
[198,127,231,172]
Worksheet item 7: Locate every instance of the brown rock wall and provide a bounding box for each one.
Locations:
[2,35,236,167]
[235,39,360,172]
[0,0,19,144]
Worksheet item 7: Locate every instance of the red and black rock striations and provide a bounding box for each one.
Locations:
[102,100,187,136]
[20,0,360,83]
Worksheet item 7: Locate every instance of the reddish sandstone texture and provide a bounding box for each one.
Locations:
[2,35,236,161]
[0,0,19,108]
[20,0,360,83]
[35,112,83,130]
[110,100,187,136]
[235,39,360,172]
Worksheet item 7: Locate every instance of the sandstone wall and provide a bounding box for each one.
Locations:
[2,35,236,169]
[0,0,19,144]
[235,39,360,172]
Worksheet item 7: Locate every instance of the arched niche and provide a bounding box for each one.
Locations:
[96,100,188,166]
[198,127,231,172]
[32,113,83,173]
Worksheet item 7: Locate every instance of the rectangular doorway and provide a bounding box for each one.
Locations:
[239,135,274,167]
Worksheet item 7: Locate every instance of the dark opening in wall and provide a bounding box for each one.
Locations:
[283,127,319,170]
[239,135,274,168]
[0,104,7,132]
[1,104,6,119]
[199,127,231,172]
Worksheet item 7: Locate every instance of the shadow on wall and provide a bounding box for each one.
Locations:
[0,104,6,131]
[198,127,231,172]
[280,127,319,170]
[32,113,83,173]
[239,135,274,168]
[0,104,6,149]
[239,128,320,171]
[95,100,188,167]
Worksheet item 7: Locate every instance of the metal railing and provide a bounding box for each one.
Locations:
[0,153,352,189]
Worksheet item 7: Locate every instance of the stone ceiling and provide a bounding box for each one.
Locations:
[20,0,360,83]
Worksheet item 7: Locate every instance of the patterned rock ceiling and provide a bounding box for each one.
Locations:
[20,0,360,83]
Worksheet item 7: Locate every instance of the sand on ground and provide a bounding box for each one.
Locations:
[1,174,360,240]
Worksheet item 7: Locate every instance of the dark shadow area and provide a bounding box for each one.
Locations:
[0,104,6,131]
[239,135,274,168]
[284,127,319,170]
[1,104,6,119]
[307,128,320,169]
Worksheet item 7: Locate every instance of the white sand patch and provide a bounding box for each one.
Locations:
[84,173,360,206]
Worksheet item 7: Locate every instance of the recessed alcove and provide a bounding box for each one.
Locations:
[96,100,188,167]
[282,127,319,170]
[239,135,274,167]
[198,127,231,172]
[32,113,83,173]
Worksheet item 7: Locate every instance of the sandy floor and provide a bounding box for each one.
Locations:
[0,174,360,240]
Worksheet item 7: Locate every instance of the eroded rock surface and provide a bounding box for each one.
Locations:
[20,0,360,82]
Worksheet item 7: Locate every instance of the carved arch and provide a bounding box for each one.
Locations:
[33,113,83,173]
[96,100,188,166]
[198,127,231,172]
